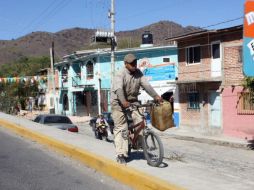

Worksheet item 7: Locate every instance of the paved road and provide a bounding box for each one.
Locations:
[78,122,254,190]
[0,127,132,190]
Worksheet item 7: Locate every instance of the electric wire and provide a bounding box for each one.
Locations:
[31,0,72,32]
[18,0,62,36]
[170,16,244,38]
[117,0,185,22]
[18,0,71,38]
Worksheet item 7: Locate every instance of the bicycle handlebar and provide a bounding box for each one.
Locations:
[126,102,160,111]
[131,101,160,107]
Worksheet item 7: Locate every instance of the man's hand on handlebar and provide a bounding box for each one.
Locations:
[122,101,130,108]
[154,95,163,103]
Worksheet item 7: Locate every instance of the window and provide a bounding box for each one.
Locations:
[237,92,254,114]
[163,57,170,62]
[62,66,68,82]
[212,43,220,59]
[187,92,200,109]
[238,46,242,63]
[63,94,69,111]
[73,64,81,78]
[187,46,200,64]
[34,115,42,123]
[44,116,72,124]
[50,97,54,107]
[86,61,94,79]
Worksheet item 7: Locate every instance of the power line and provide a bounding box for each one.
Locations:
[173,16,244,38]
[18,0,60,36]
[166,25,243,45]
[117,0,185,22]
[31,0,72,32]
[200,16,244,30]
[17,0,71,38]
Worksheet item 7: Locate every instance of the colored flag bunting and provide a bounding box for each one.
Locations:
[0,76,47,84]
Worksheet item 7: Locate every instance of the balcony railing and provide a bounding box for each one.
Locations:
[72,76,81,87]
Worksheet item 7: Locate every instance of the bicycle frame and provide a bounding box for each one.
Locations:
[126,102,164,167]
[127,105,150,148]
[129,120,146,146]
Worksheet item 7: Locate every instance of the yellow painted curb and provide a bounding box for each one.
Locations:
[0,118,185,190]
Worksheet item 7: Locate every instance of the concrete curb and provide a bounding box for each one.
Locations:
[167,135,249,149]
[0,118,185,190]
[158,129,249,150]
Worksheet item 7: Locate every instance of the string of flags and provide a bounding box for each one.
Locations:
[0,75,48,84]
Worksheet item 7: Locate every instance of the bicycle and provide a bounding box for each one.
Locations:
[125,102,164,167]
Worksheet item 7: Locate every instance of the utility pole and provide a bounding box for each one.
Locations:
[50,41,56,114]
[97,52,102,115]
[93,0,115,115]
[109,0,116,83]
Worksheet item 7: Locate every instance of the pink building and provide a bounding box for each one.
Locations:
[166,25,254,140]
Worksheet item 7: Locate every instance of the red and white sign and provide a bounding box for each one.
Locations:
[244,0,254,38]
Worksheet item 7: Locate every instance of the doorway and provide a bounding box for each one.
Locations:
[209,91,221,128]
[211,41,221,77]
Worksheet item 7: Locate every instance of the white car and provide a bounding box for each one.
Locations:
[34,114,78,133]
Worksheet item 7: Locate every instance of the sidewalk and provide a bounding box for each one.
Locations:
[162,127,250,149]
[0,112,252,190]
[17,110,251,150]
[69,115,250,149]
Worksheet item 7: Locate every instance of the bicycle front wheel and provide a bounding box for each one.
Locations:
[142,130,164,167]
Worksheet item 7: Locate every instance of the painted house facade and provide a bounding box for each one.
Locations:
[166,25,254,140]
[36,68,59,112]
[54,45,179,125]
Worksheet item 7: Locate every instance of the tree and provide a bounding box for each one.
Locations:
[0,56,50,112]
[243,77,254,92]
[243,77,254,103]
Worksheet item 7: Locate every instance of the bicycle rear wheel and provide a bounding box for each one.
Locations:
[142,130,164,167]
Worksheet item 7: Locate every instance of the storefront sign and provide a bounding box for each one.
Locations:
[243,0,254,76]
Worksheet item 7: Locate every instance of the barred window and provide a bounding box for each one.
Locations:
[237,92,254,114]
[86,61,94,79]
[62,66,68,82]
[187,92,200,110]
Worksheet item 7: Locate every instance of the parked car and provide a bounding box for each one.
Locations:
[89,112,114,134]
[34,114,79,133]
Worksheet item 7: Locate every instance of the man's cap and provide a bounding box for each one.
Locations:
[124,53,137,64]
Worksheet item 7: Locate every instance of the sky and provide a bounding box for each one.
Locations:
[0,0,246,40]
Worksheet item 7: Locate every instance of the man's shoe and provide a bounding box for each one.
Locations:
[116,155,126,164]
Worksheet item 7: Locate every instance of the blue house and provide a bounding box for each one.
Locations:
[54,45,179,126]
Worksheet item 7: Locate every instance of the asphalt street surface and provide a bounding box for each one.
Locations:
[0,127,132,190]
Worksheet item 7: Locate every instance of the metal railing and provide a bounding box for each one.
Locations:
[72,76,81,87]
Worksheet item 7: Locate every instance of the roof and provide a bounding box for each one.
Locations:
[54,44,177,66]
[165,25,243,41]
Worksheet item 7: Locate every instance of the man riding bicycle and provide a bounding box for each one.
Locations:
[110,53,162,164]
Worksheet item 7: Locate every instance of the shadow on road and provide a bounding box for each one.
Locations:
[127,151,168,168]
[127,151,146,162]
[247,139,254,150]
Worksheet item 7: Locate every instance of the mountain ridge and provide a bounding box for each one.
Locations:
[0,21,201,65]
